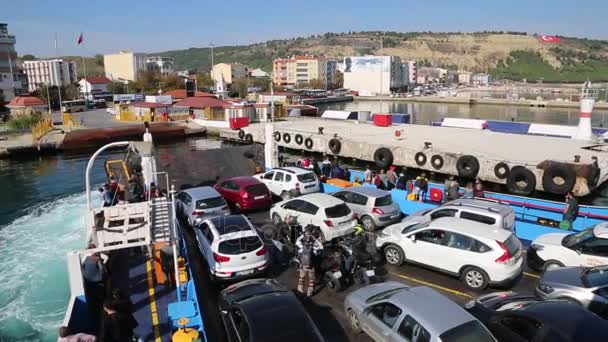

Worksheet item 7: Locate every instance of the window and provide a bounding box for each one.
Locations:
[580,238,608,257]
[401,221,430,235]
[582,266,608,287]
[285,174,292,182]
[349,193,368,205]
[182,193,192,206]
[218,236,262,255]
[430,209,458,220]
[229,309,250,341]
[245,184,268,196]
[369,303,402,328]
[416,229,447,245]
[374,195,393,207]
[220,181,238,191]
[283,199,306,211]
[471,239,491,253]
[333,192,347,201]
[200,223,214,243]
[398,315,430,342]
[325,203,351,218]
[500,315,540,341]
[301,202,319,215]
[460,211,496,225]
[439,320,495,342]
[263,171,274,180]
[445,232,475,251]
[196,197,226,209]
[274,172,284,182]
[297,173,317,183]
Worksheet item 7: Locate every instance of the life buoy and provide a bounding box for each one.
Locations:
[238,129,245,140]
[456,155,480,178]
[494,162,510,180]
[374,147,394,169]
[244,134,253,145]
[542,162,576,195]
[415,152,427,167]
[283,133,291,144]
[328,138,341,154]
[507,166,536,196]
[274,132,281,142]
[295,134,304,145]
[430,155,444,170]
[304,138,313,149]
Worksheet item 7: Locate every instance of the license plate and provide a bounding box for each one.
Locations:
[254,195,265,200]
[339,219,351,225]
[237,270,254,276]
[365,269,375,277]
[390,213,399,219]
[333,271,342,278]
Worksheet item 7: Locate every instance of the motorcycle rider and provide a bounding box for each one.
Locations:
[347,225,375,284]
[296,226,323,296]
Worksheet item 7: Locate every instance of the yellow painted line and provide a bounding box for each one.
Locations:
[524,272,540,279]
[391,272,473,299]
[146,260,162,342]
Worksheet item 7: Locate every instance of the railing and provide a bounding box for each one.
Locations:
[31,118,53,142]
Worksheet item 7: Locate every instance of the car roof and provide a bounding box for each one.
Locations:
[225,176,262,187]
[429,217,512,241]
[221,279,288,304]
[446,198,512,214]
[339,186,390,198]
[297,193,344,206]
[273,166,314,175]
[182,186,221,199]
[391,286,477,334]
[207,215,253,235]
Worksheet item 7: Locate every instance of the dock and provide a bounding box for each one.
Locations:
[302,95,353,105]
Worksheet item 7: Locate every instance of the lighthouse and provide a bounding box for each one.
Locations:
[574,82,596,141]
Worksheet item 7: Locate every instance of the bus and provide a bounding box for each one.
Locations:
[61,100,86,113]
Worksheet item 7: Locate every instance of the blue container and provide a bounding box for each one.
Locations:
[391,113,411,124]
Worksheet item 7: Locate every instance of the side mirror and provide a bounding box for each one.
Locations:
[409,235,416,242]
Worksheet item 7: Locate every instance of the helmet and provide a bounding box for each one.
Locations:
[354,224,365,236]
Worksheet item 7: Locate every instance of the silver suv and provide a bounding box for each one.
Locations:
[332,187,401,231]
[402,198,516,232]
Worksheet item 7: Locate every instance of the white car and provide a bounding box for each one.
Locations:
[527,223,608,272]
[255,167,320,200]
[106,106,116,115]
[194,214,269,281]
[376,217,523,290]
[270,193,357,241]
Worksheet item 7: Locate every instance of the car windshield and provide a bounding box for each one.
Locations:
[297,172,317,183]
[374,194,393,206]
[402,221,431,234]
[218,236,262,255]
[245,184,268,196]
[562,227,595,248]
[582,265,608,288]
[325,203,351,218]
[495,299,540,312]
[196,196,226,209]
[440,320,496,342]
[365,287,408,303]
[503,235,521,256]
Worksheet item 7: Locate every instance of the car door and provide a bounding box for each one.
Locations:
[360,302,403,342]
[577,237,608,267]
[442,231,481,274]
[348,192,369,218]
[263,171,276,194]
[196,222,215,266]
[394,314,432,342]
[220,181,239,205]
[406,229,449,269]
[281,199,307,222]
[273,171,286,194]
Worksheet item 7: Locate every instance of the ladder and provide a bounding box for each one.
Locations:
[151,197,172,242]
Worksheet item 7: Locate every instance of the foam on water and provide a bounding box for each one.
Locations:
[0,192,89,341]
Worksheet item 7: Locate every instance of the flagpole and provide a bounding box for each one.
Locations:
[54,32,63,115]
[79,33,88,107]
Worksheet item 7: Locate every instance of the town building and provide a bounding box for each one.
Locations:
[78,76,112,100]
[163,89,215,100]
[146,56,175,75]
[22,59,78,92]
[342,56,407,96]
[211,63,247,85]
[472,73,492,86]
[257,91,301,105]
[103,51,147,81]
[272,55,333,87]
[405,61,417,84]
[0,23,26,100]
[456,71,472,84]
[326,60,338,88]
[248,68,270,79]
[6,95,47,117]
[417,67,448,84]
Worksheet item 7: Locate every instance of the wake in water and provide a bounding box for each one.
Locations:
[0,192,90,342]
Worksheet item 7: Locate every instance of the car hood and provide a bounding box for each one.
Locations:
[541,267,586,288]
[400,214,429,225]
[532,233,567,247]
[345,282,408,310]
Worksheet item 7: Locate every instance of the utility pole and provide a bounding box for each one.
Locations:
[270,80,274,122]
[54,32,63,114]
[209,42,215,70]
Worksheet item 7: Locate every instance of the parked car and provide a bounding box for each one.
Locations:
[270,193,356,241]
[214,176,272,212]
[194,215,268,281]
[176,186,230,226]
[536,265,608,319]
[376,217,523,290]
[401,198,516,232]
[527,223,608,272]
[219,278,325,342]
[332,187,401,231]
[464,292,608,342]
[255,167,320,200]
[344,282,496,342]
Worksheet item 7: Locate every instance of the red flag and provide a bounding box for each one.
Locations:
[77,33,84,45]
[538,35,560,43]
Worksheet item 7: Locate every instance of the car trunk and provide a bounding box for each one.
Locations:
[216,234,266,274]
[324,203,354,227]
[195,196,227,215]
[244,184,270,201]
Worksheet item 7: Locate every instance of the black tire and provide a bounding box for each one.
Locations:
[304,138,313,149]
[542,260,565,272]
[272,213,282,225]
[328,138,342,154]
[542,162,576,195]
[383,245,404,266]
[588,166,600,187]
[283,133,291,144]
[238,129,245,139]
[360,216,376,231]
[430,155,444,170]
[461,266,489,291]
[274,131,281,142]
[295,134,304,145]
[507,166,537,196]
[456,155,480,178]
[415,152,427,167]
[244,134,253,145]
[374,147,394,169]
[494,162,510,179]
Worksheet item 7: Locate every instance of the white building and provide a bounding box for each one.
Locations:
[342,56,406,96]
[146,56,174,75]
[22,59,78,92]
[78,76,112,100]
[0,23,26,100]
[472,73,492,86]
[211,63,248,85]
[249,68,269,78]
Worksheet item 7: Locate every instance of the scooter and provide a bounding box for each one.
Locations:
[322,243,352,292]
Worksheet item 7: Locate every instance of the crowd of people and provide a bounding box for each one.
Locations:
[99,171,166,208]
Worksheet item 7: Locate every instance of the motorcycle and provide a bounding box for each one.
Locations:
[351,258,387,285]
[322,243,352,292]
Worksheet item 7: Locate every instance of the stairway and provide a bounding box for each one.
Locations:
[151,197,172,242]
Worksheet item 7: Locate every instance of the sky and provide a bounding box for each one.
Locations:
[2,0,606,57]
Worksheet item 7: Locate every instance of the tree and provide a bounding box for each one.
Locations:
[107,81,125,94]
[196,72,214,90]
[63,84,80,100]
[134,70,162,95]
[230,77,250,98]
[94,54,104,66]
[332,70,344,89]
[160,74,182,92]
[21,54,36,61]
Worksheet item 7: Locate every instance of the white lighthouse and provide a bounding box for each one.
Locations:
[573,82,596,141]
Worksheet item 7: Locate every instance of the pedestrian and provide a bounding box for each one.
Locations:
[373,172,384,189]
[296,228,323,297]
[81,244,108,329]
[126,177,141,203]
[396,172,407,190]
[414,173,428,202]
[364,165,373,184]
[297,154,305,168]
[473,178,485,198]
[445,175,460,201]
[311,157,322,177]
[58,326,96,342]
[302,157,311,169]
[100,299,137,342]
[321,155,331,176]
[343,168,351,182]
[463,182,474,198]
[386,166,397,190]
[562,192,579,228]
[379,169,389,189]
[101,184,114,207]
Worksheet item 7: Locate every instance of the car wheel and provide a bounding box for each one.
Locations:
[361,216,377,231]
[272,213,282,225]
[281,191,292,201]
[347,309,362,333]
[462,267,489,291]
[384,245,404,266]
[542,260,565,272]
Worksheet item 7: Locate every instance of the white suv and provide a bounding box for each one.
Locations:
[527,223,608,272]
[270,193,357,241]
[376,217,523,290]
[194,214,269,281]
[255,167,320,200]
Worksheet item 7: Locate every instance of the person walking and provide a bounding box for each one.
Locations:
[463,182,474,198]
[100,299,137,342]
[296,229,323,297]
[379,169,389,189]
[101,184,115,207]
[414,173,428,202]
[396,172,407,190]
[386,166,397,190]
[81,245,108,329]
[364,165,373,184]
[445,176,460,201]
[473,178,485,198]
[562,192,579,229]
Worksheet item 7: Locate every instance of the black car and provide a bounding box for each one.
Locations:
[464,292,608,342]
[218,278,325,342]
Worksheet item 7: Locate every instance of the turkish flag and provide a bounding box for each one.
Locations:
[77,33,84,45]
[538,35,560,43]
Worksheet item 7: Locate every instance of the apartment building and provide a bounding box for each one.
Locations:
[22,59,78,92]
[211,63,247,85]
[342,56,407,96]
[146,56,175,75]
[272,55,334,87]
[104,51,147,81]
[0,23,26,100]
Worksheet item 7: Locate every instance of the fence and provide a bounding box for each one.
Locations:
[32,118,54,142]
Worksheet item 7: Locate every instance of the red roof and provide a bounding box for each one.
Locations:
[164,89,216,100]
[130,101,170,108]
[173,96,230,108]
[7,96,45,107]
[84,76,111,84]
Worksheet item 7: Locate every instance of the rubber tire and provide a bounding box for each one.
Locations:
[542,163,576,195]
[456,155,480,178]
[295,134,304,145]
[244,134,253,145]
[283,133,291,144]
[430,155,444,170]
[542,260,565,272]
[374,147,394,170]
[272,213,282,225]
[328,138,342,154]
[415,152,427,167]
[274,131,281,142]
[238,129,245,139]
[461,266,489,291]
[347,309,362,334]
[304,138,313,149]
[384,245,404,266]
[507,166,537,196]
[361,216,377,231]
[281,191,292,201]
[494,162,510,180]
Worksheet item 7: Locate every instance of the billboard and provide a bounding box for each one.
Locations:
[343,56,393,95]
[344,56,390,73]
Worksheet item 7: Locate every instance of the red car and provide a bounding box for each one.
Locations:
[214,176,272,212]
